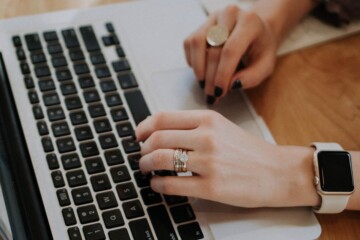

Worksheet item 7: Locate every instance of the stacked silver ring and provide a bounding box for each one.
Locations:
[173,149,189,173]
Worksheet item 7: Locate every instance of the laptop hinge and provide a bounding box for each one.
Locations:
[0,53,52,240]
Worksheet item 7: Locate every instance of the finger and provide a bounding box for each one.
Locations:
[184,36,191,66]
[140,129,198,155]
[204,47,221,105]
[140,149,202,173]
[136,111,203,141]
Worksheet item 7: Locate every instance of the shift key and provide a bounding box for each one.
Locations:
[147,204,178,240]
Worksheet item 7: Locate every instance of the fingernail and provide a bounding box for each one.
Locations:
[199,80,205,89]
[231,79,243,90]
[206,95,216,105]
[214,86,223,97]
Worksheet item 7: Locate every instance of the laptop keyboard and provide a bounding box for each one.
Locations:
[12,23,204,240]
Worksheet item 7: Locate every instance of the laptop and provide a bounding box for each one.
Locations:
[0,0,321,239]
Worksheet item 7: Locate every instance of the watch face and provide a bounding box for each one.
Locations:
[318,151,354,192]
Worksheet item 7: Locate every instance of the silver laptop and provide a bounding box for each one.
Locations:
[0,0,321,239]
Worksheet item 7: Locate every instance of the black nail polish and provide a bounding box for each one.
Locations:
[214,86,223,97]
[199,80,205,89]
[206,95,216,105]
[232,79,243,90]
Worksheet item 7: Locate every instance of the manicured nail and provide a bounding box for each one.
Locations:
[206,95,216,105]
[199,80,205,89]
[214,86,223,97]
[231,79,243,90]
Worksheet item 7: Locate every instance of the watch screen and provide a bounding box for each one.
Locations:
[318,151,354,192]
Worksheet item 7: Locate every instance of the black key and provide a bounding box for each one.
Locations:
[47,106,65,121]
[43,92,60,106]
[80,141,99,158]
[105,93,122,107]
[43,31,58,42]
[79,26,100,52]
[110,107,128,122]
[61,153,81,170]
[31,52,46,64]
[62,29,80,49]
[69,49,85,61]
[68,227,82,240]
[35,65,51,78]
[141,187,162,205]
[122,138,140,154]
[16,48,26,60]
[83,89,100,103]
[93,119,112,133]
[77,205,99,224]
[96,191,118,210]
[66,169,87,187]
[42,137,54,152]
[70,111,88,125]
[83,223,105,240]
[61,82,77,96]
[125,90,151,125]
[20,62,30,75]
[79,76,95,89]
[56,68,72,81]
[170,204,196,223]
[37,121,49,136]
[65,96,83,110]
[90,53,105,65]
[72,187,93,206]
[104,149,124,166]
[178,222,204,240]
[57,188,71,206]
[134,171,151,188]
[116,46,125,58]
[52,121,70,137]
[88,104,106,118]
[25,33,42,51]
[123,200,144,219]
[128,154,141,170]
[75,126,93,141]
[116,122,134,138]
[74,63,90,75]
[155,170,177,177]
[62,207,77,226]
[112,59,130,72]
[85,157,105,174]
[118,72,138,89]
[129,219,154,240]
[91,174,111,192]
[148,204,178,240]
[102,35,119,46]
[99,133,118,150]
[12,36,22,47]
[108,229,131,240]
[102,209,124,229]
[116,182,137,201]
[56,137,76,153]
[28,91,39,104]
[39,79,55,92]
[48,43,63,54]
[110,165,130,183]
[164,195,188,206]
[105,23,115,33]
[46,153,60,170]
[52,56,67,68]
[24,76,34,89]
[51,170,65,188]
[100,79,116,92]
[95,66,111,79]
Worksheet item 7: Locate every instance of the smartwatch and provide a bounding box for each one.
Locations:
[311,142,354,213]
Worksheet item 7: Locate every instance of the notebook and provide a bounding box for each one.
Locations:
[0,0,321,239]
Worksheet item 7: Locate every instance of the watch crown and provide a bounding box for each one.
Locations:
[314,176,319,186]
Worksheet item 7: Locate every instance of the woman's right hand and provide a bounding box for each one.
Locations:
[184,5,277,104]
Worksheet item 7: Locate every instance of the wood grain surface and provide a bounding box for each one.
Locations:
[0,0,359,239]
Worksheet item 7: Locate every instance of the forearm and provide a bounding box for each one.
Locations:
[252,0,317,46]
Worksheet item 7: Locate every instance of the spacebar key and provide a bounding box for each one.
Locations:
[124,90,151,125]
[148,205,178,240]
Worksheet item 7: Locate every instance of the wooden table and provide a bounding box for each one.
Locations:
[1,0,359,239]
